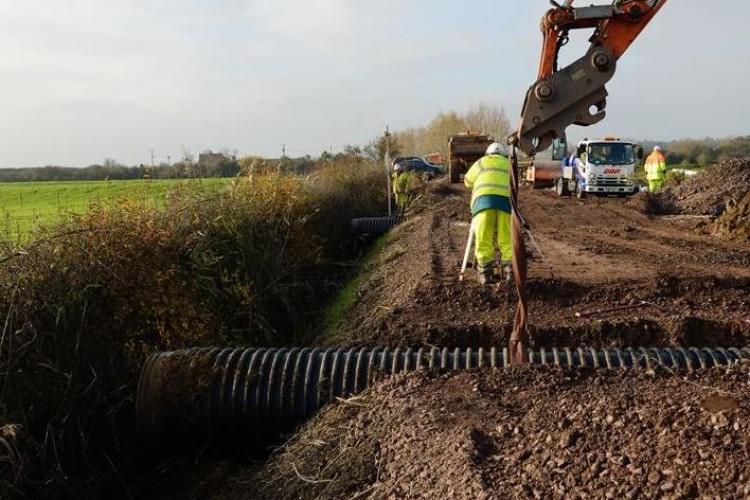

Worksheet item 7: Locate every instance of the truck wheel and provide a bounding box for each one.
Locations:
[554,178,566,197]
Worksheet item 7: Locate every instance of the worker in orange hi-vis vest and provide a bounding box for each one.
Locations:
[644,145,667,192]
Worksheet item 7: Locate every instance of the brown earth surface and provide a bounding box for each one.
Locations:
[179,168,750,499]
[664,158,750,216]
[327,177,750,351]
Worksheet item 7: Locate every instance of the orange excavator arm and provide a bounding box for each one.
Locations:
[505,1,668,364]
[510,0,669,156]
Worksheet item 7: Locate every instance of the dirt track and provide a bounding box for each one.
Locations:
[330,181,750,351]
[195,177,750,499]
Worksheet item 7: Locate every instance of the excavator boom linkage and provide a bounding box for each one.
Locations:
[510,0,668,156]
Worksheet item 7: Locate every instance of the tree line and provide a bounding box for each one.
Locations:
[643,136,750,165]
[388,103,513,164]
[2,108,748,182]
[0,155,241,182]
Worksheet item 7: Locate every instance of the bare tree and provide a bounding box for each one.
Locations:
[464,103,512,143]
[103,157,120,169]
[389,104,509,160]
[393,127,426,157]
[424,111,468,161]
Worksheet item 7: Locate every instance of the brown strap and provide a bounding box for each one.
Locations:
[509,147,529,365]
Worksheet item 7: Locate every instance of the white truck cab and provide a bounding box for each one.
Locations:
[556,137,643,198]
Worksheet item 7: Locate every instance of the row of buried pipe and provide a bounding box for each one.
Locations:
[350,216,403,239]
[136,346,750,436]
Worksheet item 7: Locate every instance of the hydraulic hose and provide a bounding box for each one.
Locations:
[136,346,750,436]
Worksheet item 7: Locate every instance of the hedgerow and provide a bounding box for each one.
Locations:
[0,158,386,498]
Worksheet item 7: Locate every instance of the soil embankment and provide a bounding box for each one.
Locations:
[178,164,750,499]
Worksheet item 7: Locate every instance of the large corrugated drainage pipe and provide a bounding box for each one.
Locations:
[136,346,750,437]
[350,216,403,239]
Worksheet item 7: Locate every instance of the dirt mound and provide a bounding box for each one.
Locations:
[625,191,678,215]
[665,158,750,215]
[224,365,750,499]
[708,191,750,242]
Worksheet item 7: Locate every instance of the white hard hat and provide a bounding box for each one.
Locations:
[393,163,403,172]
[653,145,661,152]
[486,142,507,156]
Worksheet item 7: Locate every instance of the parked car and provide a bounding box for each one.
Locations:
[391,157,445,180]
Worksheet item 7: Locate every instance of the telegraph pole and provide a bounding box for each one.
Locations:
[279,144,286,174]
[385,126,392,216]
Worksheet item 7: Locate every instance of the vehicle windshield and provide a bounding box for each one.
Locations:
[587,143,635,165]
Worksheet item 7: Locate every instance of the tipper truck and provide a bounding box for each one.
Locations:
[448,132,495,183]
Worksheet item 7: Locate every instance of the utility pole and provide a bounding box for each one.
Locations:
[279,144,287,175]
[385,126,392,217]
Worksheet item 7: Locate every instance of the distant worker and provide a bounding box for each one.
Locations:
[561,151,582,187]
[392,163,408,215]
[562,152,578,168]
[589,146,606,164]
[464,142,511,284]
[645,145,667,192]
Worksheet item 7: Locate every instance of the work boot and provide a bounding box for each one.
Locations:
[477,270,490,285]
[502,262,513,283]
[477,263,496,285]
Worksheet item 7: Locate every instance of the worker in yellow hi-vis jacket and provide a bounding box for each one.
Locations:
[464,143,511,285]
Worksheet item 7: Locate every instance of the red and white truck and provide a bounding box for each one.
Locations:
[555,137,643,198]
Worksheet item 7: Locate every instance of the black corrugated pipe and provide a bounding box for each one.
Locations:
[136,346,750,437]
[350,216,403,239]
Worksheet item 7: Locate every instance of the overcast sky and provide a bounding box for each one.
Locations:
[1,1,749,168]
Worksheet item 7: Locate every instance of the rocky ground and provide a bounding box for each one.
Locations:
[237,366,750,500]
[165,160,750,499]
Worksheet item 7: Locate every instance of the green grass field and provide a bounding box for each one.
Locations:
[0,178,233,243]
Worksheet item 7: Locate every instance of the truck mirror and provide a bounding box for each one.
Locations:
[636,146,644,160]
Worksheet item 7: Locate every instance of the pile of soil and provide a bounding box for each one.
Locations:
[665,158,750,215]
[216,365,750,499]
[708,191,750,242]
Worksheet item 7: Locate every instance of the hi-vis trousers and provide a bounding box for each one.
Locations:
[473,209,511,267]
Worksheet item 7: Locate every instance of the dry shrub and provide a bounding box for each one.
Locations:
[626,191,678,215]
[306,158,388,252]
[0,164,388,498]
[226,396,378,500]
